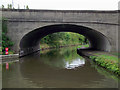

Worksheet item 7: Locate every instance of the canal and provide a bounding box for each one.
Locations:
[2,47,119,88]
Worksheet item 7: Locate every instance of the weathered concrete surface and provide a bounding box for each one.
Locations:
[1,54,19,63]
[77,48,118,58]
[2,54,19,59]
[1,9,119,56]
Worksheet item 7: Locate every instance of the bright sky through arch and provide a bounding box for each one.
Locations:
[1,0,119,10]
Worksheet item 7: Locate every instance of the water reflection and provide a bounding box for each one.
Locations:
[65,58,85,69]
[24,48,86,69]
[2,47,118,88]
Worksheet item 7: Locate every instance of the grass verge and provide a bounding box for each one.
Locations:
[77,44,89,48]
[89,54,120,76]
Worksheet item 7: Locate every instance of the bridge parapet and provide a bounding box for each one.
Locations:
[2,9,119,25]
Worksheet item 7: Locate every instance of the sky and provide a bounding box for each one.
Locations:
[1,0,120,10]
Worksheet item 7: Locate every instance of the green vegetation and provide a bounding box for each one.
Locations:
[1,18,14,55]
[89,54,120,76]
[90,61,119,81]
[40,47,84,69]
[2,4,29,9]
[110,52,120,56]
[7,4,13,9]
[0,47,2,54]
[26,5,29,9]
[40,32,89,49]
[77,44,89,48]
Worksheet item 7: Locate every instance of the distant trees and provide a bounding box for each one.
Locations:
[7,4,12,9]
[2,5,4,9]
[40,32,89,48]
[1,4,14,9]
[26,5,29,9]
[2,4,29,9]
[1,0,29,9]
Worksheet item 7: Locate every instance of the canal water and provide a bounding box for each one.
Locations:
[2,47,119,88]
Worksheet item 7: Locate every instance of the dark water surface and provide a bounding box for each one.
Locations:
[2,47,119,88]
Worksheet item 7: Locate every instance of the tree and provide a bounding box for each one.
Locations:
[26,5,29,9]
[7,4,10,9]
[2,5,4,9]
[2,18,14,53]
[9,4,12,9]
[40,32,88,48]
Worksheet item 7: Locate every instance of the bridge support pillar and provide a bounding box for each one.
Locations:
[19,45,40,57]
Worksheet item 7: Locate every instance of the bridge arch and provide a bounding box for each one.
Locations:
[19,24,111,57]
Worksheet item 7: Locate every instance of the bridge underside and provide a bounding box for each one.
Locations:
[19,24,111,57]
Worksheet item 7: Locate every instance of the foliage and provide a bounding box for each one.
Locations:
[90,61,119,81]
[2,5,4,9]
[77,44,89,48]
[26,5,29,9]
[40,32,89,49]
[89,55,120,76]
[7,4,13,9]
[2,4,29,9]
[0,47,2,54]
[2,18,14,54]
[40,47,84,69]
[110,52,120,56]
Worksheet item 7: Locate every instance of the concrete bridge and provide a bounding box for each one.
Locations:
[2,9,119,57]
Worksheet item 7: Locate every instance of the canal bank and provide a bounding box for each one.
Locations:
[40,44,84,50]
[77,49,120,76]
[1,54,19,63]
